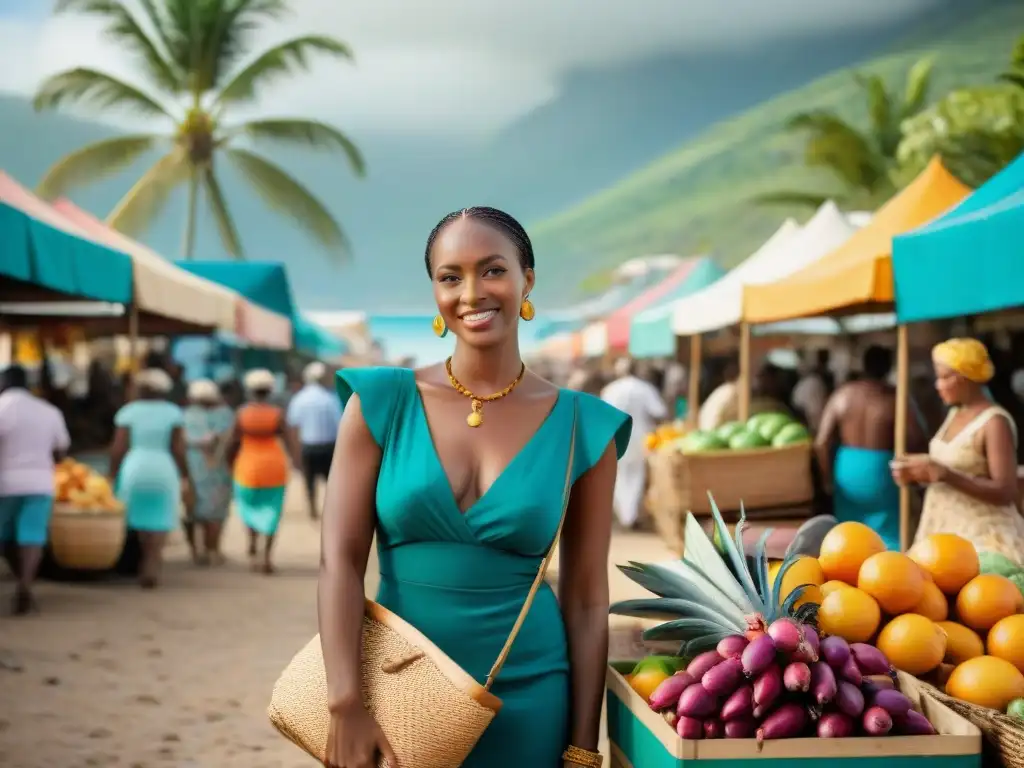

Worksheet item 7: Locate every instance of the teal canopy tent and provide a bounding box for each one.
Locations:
[294,315,347,359]
[892,151,1024,323]
[0,200,132,304]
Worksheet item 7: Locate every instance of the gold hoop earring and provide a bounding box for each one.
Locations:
[432,314,448,338]
[520,298,535,322]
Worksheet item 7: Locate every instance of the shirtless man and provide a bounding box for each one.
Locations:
[815,346,922,550]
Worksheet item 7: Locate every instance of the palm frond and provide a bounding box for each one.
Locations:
[53,0,182,92]
[34,68,174,119]
[214,35,353,107]
[37,135,160,200]
[203,165,243,258]
[226,146,348,257]
[855,72,897,155]
[753,190,835,209]
[225,118,365,176]
[106,148,190,236]
[998,70,1024,90]
[902,57,935,119]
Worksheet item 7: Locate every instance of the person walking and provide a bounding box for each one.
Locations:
[109,368,193,589]
[286,361,342,519]
[601,356,667,529]
[182,379,234,565]
[0,365,71,615]
[229,369,300,574]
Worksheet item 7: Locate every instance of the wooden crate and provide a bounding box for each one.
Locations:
[607,663,982,768]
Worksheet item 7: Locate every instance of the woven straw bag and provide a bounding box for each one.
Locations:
[269,408,578,767]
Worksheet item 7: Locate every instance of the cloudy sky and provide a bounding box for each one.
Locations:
[0,0,943,137]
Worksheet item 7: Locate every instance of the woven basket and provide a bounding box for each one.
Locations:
[916,680,1024,768]
[48,506,126,571]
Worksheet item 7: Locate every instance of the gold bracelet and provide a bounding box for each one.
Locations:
[562,745,603,767]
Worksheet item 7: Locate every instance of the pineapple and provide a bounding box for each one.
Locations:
[611,495,820,657]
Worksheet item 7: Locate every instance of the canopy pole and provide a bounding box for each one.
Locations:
[129,303,140,371]
[687,334,702,428]
[895,323,910,551]
[738,322,751,422]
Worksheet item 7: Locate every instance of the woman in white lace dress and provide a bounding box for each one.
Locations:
[894,338,1024,562]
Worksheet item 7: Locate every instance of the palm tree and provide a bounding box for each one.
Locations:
[998,33,1024,89]
[33,0,365,260]
[758,58,934,209]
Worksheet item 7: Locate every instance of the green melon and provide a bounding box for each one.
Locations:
[979,551,1022,579]
[681,431,729,453]
[715,421,746,442]
[772,422,811,447]
[757,413,793,442]
[729,429,771,450]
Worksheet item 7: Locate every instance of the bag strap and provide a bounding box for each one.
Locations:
[484,400,578,691]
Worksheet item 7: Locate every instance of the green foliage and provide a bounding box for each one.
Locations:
[532,3,1024,282]
[34,0,361,260]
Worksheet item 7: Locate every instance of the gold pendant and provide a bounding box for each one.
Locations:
[467,399,483,428]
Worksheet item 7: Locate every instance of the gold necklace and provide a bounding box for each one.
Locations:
[445,356,526,428]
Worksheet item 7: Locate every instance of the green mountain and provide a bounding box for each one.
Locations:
[532,1,1024,286]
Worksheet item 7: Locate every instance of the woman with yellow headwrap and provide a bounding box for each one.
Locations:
[893,338,1024,561]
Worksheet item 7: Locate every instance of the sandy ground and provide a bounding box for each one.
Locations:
[0,475,673,768]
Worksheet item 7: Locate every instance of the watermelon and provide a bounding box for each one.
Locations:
[715,421,746,442]
[772,422,811,447]
[681,431,729,453]
[757,413,793,442]
[728,429,771,450]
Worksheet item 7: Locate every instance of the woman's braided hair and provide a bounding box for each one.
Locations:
[424,206,535,276]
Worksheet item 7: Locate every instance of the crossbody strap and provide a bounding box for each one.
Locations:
[485,400,578,691]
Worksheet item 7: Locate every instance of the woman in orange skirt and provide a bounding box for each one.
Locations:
[228,369,299,573]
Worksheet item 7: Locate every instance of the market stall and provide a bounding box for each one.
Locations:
[294,314,348,361]
[743,157,972,551]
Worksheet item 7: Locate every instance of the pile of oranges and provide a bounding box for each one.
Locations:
[773,523,1024,712]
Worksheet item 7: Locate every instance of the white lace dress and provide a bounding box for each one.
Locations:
[914,405,1024,562]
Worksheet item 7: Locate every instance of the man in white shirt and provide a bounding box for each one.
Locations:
[600,357,668,529]
[699,362,739,432]
[0,365,71,615]
[287,362,343,518]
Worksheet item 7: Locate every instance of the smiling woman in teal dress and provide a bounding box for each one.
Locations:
[318,207,630,768]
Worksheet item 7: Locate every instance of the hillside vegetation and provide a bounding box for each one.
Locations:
[532,2,1024,284]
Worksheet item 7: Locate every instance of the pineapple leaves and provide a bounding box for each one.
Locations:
[769,551,804,620]
[753,528,773,603]
[609,598,737,633]
[682,513,751,613]
[683,635,726,658]
[643,619,731,643]
[710,496,764,615]
[781,583,816,617]
[617,562,746,627]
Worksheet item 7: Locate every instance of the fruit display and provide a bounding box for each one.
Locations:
[645,421,691,453]
[666,412,810,455]
[611,499,940,741]
[785,524,1024,718]
[53,458,123,514]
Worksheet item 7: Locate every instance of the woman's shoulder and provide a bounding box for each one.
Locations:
[335,367,414,448]
[563,390,633,481]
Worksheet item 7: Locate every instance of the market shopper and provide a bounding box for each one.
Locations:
[895,338,1024,559]
[228,369,300,574]
[182,379,234,566]
[286,361,342,519]
[0,364,71,615]
[109,368,193,589]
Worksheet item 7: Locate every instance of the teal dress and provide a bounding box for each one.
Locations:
[115,400,185,533]
[336,368,631,767]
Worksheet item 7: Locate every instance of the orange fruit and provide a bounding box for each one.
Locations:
[820,580,851,598]
[774,556,825,609]
[913,580,950,622]
[629,667,670,701]
[857,551,925,615]
[817,586,882,643]
[876,614,947,676]
[955,574,1021,631]
[937,621,986,665]
[818,522,886,585]
[987,614,1024,674]
[909,534,980,595]
[946,656,1024,711]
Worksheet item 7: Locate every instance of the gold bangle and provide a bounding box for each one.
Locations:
[562,745,603,767]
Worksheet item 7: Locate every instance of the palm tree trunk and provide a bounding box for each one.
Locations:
[181,170,199,259]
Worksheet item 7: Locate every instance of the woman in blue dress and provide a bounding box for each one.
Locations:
[318,207,631,768]
[182,379,234,566]
[110,368,193,588]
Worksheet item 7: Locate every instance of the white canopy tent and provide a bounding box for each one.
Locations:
[671,202,858,335]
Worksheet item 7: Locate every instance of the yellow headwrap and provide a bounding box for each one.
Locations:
[932,338,994,384]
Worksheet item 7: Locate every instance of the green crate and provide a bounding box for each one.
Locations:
[607,662,982,768]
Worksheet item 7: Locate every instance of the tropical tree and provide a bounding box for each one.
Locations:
[34,0,365,260]
[758,58,934,210]
[897,33,1024,188]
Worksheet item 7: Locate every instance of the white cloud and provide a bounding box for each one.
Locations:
[0,0,944,136]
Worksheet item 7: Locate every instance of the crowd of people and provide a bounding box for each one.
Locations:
[0,356,344,615]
